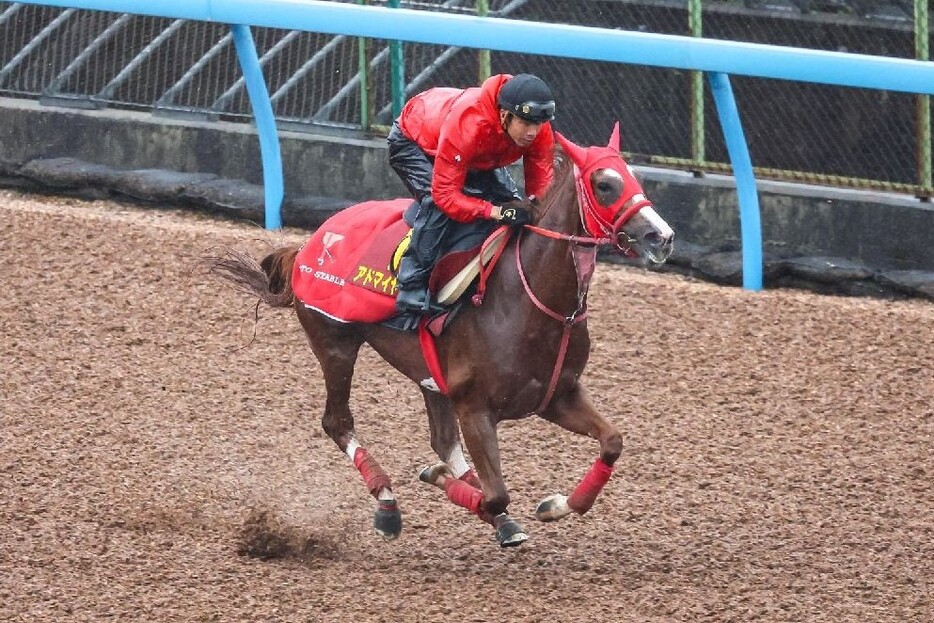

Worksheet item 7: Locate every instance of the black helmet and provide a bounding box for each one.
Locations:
[497,74,556,123]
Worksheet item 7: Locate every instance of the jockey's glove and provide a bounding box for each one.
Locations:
[493,203,532,227]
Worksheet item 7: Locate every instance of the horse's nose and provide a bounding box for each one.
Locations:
[645,230,674,247]
[644,229,674,264]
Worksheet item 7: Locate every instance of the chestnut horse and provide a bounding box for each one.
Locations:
[209,126,674,547]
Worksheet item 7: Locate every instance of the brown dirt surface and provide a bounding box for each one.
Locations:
[2,188,933,623]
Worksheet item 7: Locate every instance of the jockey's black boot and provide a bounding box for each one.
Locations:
[395,254,432,314]
[395,199,449,316]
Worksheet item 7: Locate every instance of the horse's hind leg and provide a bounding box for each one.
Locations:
[420,390,481,487]
[298,310,402,539]
[535,383,622,523]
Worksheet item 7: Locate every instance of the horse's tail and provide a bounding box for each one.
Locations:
[205,245,299,309]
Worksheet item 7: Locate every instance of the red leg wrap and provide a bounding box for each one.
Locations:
[459,469,482,489]
[567,458,613,514]
[352,448,392,498]
[443,477,484,515]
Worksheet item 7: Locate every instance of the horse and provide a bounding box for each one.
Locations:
[208,125,674,547]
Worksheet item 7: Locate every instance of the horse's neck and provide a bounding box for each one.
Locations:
[538,162,585,236]
[537,189,583,238]
[515,178,588,311]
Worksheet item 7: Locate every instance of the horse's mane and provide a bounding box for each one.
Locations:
[533,148,576,222]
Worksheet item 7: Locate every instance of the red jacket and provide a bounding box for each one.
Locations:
[397,74,555,223]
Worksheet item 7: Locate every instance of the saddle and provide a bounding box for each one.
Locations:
[292,199,508,329]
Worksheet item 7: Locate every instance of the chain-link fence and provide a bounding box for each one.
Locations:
[0,0,930,195]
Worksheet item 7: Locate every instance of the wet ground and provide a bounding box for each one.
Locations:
[2,189,933,622]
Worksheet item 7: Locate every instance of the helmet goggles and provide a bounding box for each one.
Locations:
[507,100,556,123]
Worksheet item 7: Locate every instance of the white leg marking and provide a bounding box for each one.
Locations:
[535,494,572,522]
[345,437,360,460]
[420,378,441,393]
[447,444,471,479]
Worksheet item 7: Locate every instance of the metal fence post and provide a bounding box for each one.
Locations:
[388,0,404,117]
[230,24,284,230]
[356,0,371,130]
[708,72,762,291]
[915,0,931,199]
[688,0,704,168]
[477,0,490,83]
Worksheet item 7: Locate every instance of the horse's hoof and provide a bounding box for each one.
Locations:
[418,462,452,487]
[535,494,572,522]
[374,499,402,539]
[493,513,528,548]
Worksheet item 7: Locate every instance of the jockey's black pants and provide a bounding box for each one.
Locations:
[386,121,520,294]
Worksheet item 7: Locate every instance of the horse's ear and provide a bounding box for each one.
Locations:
[554,131,588,167]
[608,122,621,152]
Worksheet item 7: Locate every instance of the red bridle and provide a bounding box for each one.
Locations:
[523,161,653,256]
[526,126,653,252]
[473,125,653,416]
[520,129,653,414]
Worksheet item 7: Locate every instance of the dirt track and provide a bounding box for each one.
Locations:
[2,188,933,622]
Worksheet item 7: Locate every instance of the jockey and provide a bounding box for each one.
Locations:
[387,72,557,315]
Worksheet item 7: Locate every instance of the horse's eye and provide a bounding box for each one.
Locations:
[590,169,624,207]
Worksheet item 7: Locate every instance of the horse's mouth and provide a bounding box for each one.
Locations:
[616,205,674,265]
[644,239,674,264]
[619,234,674,265]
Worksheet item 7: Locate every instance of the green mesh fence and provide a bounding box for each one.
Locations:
[0,0,930,195]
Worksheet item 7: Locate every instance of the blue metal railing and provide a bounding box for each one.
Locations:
[12,0,934,289]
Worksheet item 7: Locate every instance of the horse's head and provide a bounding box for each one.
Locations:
[555,124,674,263]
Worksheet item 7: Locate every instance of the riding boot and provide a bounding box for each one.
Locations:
[395,255,432,313]
[395,197,450,315]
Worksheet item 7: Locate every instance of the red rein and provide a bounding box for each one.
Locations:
[514,232,597,416]
[506,168,646,416]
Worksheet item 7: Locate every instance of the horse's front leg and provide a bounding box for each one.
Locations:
[535,383,622,522]
[419,408,527,547]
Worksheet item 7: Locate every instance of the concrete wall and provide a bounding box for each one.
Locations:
[647,168,934,271]
[0,97,406,202]
[2,96,932,275]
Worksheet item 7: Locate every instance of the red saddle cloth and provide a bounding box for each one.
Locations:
[292,199,412,323]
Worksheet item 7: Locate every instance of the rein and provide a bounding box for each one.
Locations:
[473,161,648,416]
[515,228,600,416]
[508,162,649,415]
[470,221,607,417]
[522,224,612,247]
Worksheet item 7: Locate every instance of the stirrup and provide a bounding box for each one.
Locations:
[395,287,430,313]
[396,288,445,316]
[397,312,421,332]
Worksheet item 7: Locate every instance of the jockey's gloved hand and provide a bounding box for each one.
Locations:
[494,202,532,227]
